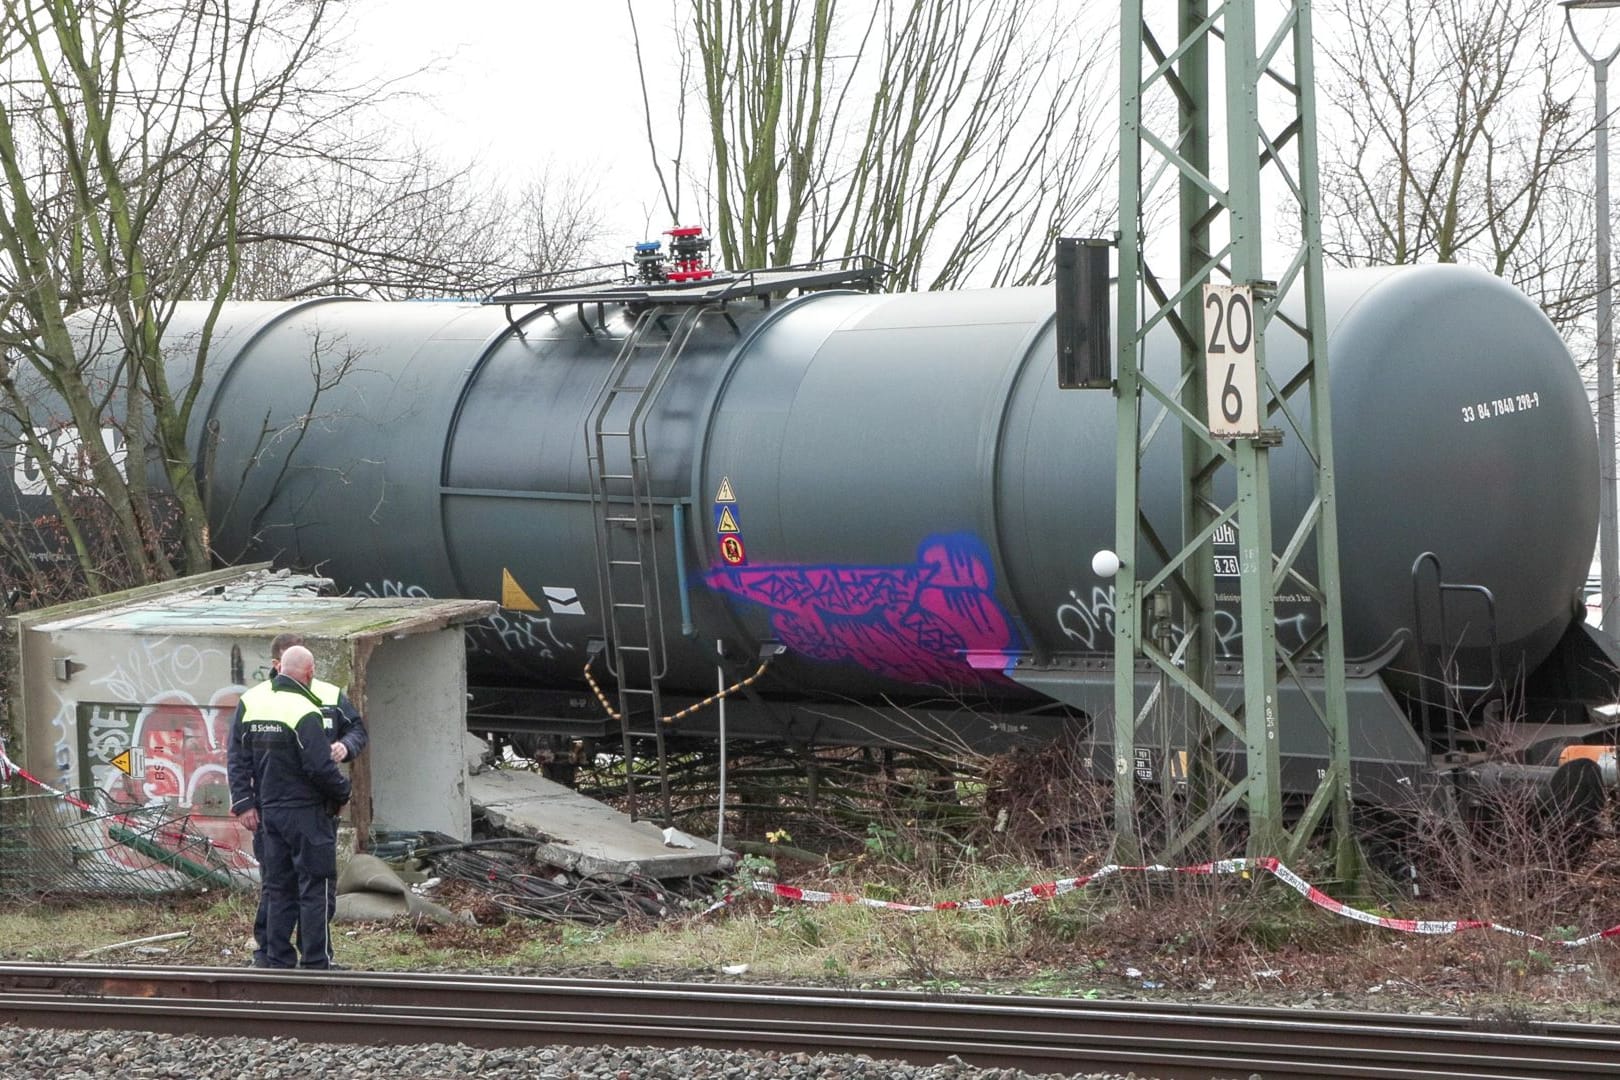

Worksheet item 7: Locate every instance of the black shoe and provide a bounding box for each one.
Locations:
[297,962,347,971]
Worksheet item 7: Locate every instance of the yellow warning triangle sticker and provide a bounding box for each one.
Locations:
[501,568,541,611]
[111,749,132,776]
[716,506,741,534]
[714,476,736,503]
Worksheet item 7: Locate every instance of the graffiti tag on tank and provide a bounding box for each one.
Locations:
[1057,585,1314,654]
[704,533,1019,687]
[358,578,569,659]
[11,423,128,497]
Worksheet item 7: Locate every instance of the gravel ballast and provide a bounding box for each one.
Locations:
[0,1025,1163,1079]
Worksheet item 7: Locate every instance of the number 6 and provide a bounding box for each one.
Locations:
[1222,363,1243,423]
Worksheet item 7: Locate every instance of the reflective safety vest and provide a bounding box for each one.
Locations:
[241,685,323,737]
[239,680,272,712]
[235,678,351,811]
[310,678,343,710]
[241,677,343,730]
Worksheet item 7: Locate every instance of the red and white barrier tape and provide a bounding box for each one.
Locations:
[6,740,1614,945]
[706,856,1620,948]
[0,745,249,860]
[0,745,95,813]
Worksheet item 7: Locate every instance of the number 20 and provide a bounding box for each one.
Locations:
[1205,290,1254,354]
[1206,291,1253,424]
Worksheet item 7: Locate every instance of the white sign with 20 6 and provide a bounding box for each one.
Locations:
[1203,283,1260,439]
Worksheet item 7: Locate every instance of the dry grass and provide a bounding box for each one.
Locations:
[0,889,251,963]
[4,744,1620,1023]
[2,848,1619,1022]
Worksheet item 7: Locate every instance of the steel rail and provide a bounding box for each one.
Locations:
[0,963,1616,1079]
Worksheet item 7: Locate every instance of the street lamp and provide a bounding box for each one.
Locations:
[1565,0,1620,638]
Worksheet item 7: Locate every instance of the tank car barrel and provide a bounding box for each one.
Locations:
[92,267,1590,707]
[6,264,1610,794]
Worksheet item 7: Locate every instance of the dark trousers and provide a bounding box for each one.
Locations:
[253,816,340,964]
[259,804,338,969]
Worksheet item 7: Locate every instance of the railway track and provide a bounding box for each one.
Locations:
[0,962,1615,1079]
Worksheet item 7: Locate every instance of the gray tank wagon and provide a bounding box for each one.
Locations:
[14,262,1620,814]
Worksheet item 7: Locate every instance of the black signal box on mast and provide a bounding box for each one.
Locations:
[1054,237,1113,389]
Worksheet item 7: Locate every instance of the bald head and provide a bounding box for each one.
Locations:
[278,645,315,686]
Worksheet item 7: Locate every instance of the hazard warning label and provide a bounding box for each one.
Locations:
[714,505,742,534]
[111,748,143,777]
[501,568,541,611]
[719,535,747,565]
[714,476,737,503]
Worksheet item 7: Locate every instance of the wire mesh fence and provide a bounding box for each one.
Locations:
[0,787,250,899]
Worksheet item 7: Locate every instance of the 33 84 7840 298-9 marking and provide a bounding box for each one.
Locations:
[1460,390,1540,423]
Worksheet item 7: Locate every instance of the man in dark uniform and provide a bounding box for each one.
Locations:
[262,632,368,765]
[227,645,351,970]
[238,633,367,967]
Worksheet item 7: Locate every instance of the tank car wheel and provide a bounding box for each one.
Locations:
[1537,757,1605,867]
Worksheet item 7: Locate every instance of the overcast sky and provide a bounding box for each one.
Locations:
[332,0,1620,282]
[343,0,676,253]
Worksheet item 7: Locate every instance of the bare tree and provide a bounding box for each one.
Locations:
[231,151,515,300]
[509,166,607,281]
[0,0,357,590]
[175,146,609,303]
[1316,0,1590,324]
[631,0,1116,290]
[0,0,611,599]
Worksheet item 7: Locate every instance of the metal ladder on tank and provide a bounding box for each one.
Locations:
[1410,551,1502,760]
[585,303,708,823]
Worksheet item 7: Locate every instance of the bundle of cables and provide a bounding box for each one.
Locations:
[379,832,696,924]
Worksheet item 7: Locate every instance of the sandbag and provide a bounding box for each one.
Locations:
[333,852,468,924]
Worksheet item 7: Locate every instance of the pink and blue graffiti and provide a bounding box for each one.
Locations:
[704,534,1020,688]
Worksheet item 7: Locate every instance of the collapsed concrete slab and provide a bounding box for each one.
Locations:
[467,768,733,880]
